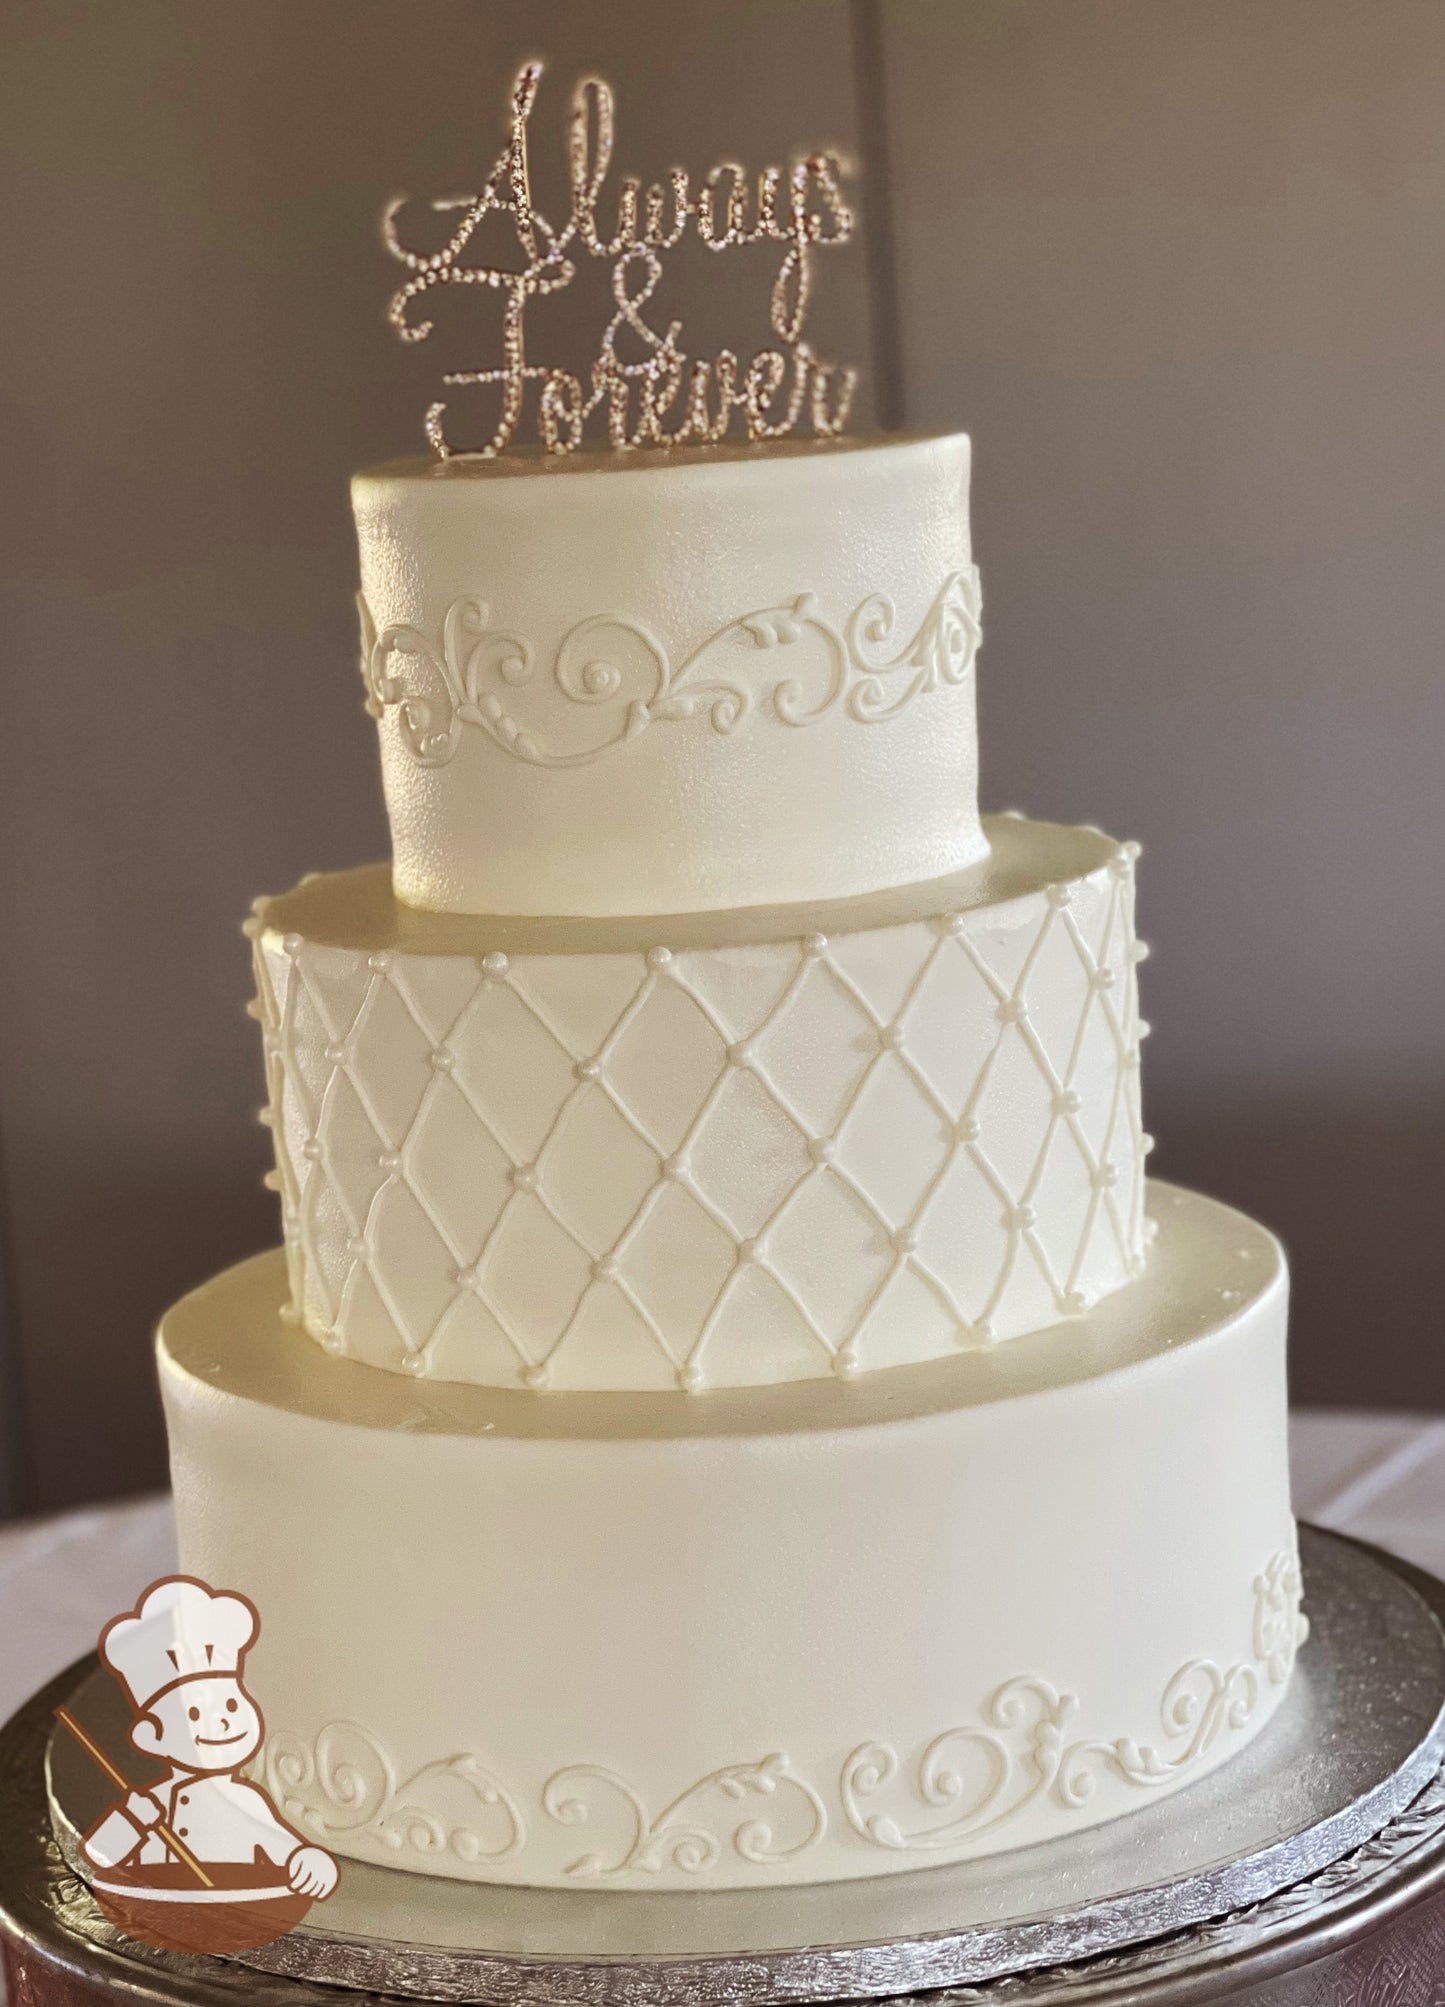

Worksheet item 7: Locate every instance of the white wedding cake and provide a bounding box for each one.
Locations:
[157,432,1304,1891]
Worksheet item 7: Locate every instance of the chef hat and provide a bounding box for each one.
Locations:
[100,1576,259,1712]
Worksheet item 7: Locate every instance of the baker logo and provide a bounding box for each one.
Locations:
[58,1575,338,1954]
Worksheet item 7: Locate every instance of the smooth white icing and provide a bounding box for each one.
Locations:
[249,815,1147,1390]
[159,1183,1300,1890]
[353,434,986,917]
[152,422,1302,1896]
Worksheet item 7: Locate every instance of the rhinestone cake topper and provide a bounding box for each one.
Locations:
[384,62,859,459]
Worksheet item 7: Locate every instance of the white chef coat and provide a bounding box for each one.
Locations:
[96,1769,301,1869]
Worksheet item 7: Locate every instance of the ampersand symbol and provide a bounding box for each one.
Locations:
[604,246,682,373]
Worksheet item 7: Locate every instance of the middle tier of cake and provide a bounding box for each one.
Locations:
[249,814,1148,1392]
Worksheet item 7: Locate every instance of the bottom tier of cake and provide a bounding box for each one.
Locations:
[158,1182,1302,1891]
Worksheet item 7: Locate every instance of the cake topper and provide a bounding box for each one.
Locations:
[383,62,859,459]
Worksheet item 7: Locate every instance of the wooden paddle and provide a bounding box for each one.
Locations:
[54,1705,215,1889]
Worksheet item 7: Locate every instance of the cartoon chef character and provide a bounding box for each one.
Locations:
[81,1576,338,1900]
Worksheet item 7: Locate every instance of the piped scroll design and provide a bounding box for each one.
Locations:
[542,1753,827,1878]
[263,1720,524,1865]
[251,1557,1300,1880]
[359,567,981,770]
[842,1551,1307,1853]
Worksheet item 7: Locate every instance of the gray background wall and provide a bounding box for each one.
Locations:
[1,0,1441,1518]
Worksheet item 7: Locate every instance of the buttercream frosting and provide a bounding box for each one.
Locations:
[353,434,986,916]
[249,815,1146,1390]
[160,1183,1299,1890]
[153,421,1303,1895]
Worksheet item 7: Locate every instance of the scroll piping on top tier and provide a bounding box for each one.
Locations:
[352,435,988,916]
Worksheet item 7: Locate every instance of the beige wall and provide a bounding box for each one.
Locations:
[1,0,1441,1513]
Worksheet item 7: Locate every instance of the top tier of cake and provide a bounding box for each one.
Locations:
[354,433,986,918]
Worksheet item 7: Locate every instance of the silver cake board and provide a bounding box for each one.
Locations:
[5,1525,1445,2006]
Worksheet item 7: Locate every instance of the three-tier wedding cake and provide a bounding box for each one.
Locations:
[157,429,1304,1890]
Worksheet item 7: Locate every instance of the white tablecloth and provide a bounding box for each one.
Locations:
[3,1410,1444,1731]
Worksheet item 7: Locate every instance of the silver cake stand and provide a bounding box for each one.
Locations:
[7,1527,1445,2006]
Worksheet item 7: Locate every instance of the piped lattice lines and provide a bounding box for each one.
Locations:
[250,848,1146,1392]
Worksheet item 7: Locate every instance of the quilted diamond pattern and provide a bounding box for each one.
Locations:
[252,845,1146,1391]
